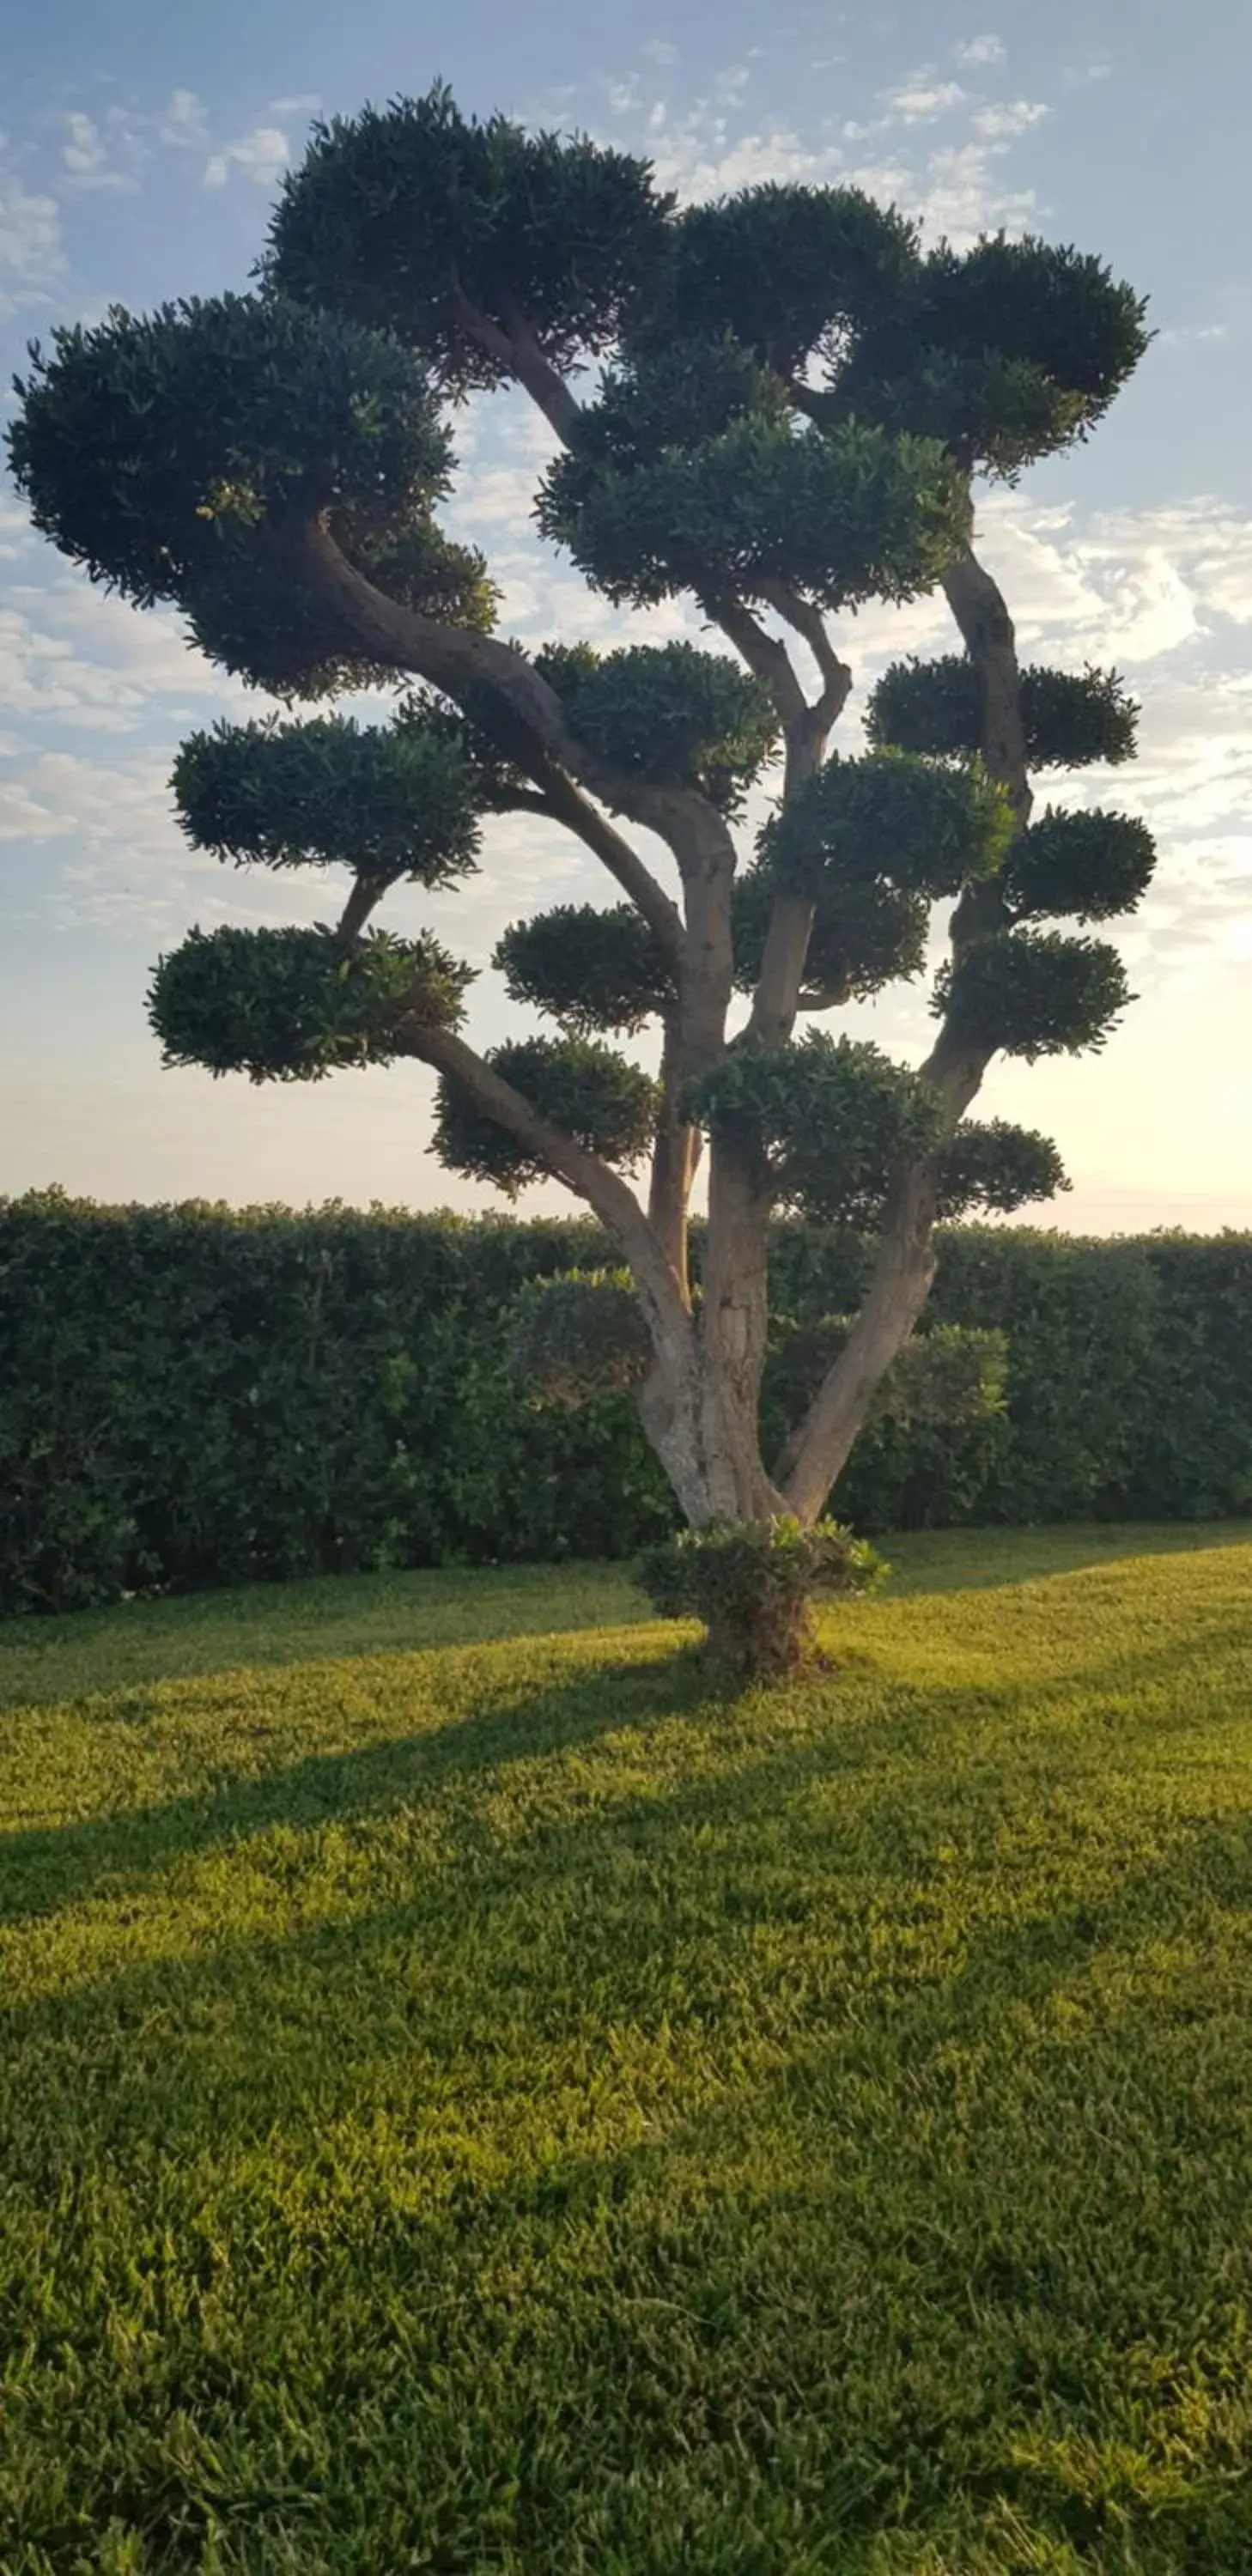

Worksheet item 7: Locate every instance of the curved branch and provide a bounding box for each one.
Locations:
[335,876,388,943]
[449,274,584,446]
[399,1018,691,1345]
[293,517,735,902]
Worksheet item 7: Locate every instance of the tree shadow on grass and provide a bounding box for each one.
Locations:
[881,1519,1252,1598]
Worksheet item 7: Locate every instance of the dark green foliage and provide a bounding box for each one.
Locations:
[538,411,966,610]
[690,1034,942,1226]
[435,1038,659,1192]
[641,1513,884,1680]
[732,866,928,1005]
[533,641,779,815]
[935,929,1133,1060]
[150,925,469,1083]
[868,656,1140,770]
[833,236,1150,476]
[173,711,481,887]
[1005,807,1158,923]
[769,1314,1007,1431]
[495,905,675,1035]
[630,185,920,377]
[551,337,789,477]
[8,294,448,613]
[3,1199,1252,1614]
[186,515,495,702]
[507,1269,653,1408]
[759,750,1012,901]
[936,1121,1071,1218]
[265,84,672,391]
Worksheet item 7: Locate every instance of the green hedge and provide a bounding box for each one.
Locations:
[2,1191,1250,1613]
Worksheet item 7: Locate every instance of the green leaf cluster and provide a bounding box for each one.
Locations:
[149,925,470,1083]
[935,1120,1070,1218]
[533,641,778,814]
[265,84,672,389]
[732,869,927,1006]
[934,930,1133,1060]
[1004,808,1157,923]
[495,906,675,1035]
[538,413,966,611]
[769,1315,1008,1430]
[8,294,448,613]
[831,236,1150,476]
[507,1269,653,1409]
[629,185,920,377]
[758,750,1013,901]
[868,656,1140,770]
[434,1039,659,1193]
[173,713,482,887]
[689,1034,942,1227]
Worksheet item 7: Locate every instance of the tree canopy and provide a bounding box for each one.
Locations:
[8,81,1155,1652]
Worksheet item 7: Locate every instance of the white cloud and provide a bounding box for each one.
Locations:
[157,89,208,148]
[268,93,320,118]
[1064,60,1113,86]
[61,110,142,191]
[204,125,290,190]
[955,34,1006,66]
[970,100,1049,140]
[0,152,65,316]
[878,76,967,125]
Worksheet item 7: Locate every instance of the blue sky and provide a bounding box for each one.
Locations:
[2,0,1249,1228]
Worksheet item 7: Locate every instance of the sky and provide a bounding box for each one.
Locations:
[1,0,1249,1231]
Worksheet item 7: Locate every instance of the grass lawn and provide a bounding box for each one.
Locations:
[3,1524,1252,2573]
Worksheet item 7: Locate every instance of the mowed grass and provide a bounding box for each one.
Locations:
[3,1528,1252,2574]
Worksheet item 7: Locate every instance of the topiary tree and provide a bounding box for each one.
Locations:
[8,84,1157,1675]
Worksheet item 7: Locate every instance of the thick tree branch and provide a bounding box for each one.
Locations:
[648,1013,701,1303]
[294,516,735,917]
[398,1018,690,1346]
[778,521,1034,1520]
[757,581,853,742]
[706,592,808,732]
[449,276,583,444]
[525,765,687,966]
[335,876,388,943]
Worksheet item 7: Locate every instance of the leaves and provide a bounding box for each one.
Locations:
[174,712,483,887]
[266,84,672,389]
[758,750,1013,902]
[539,411,966,611]
[689,1034,942,1227]
[533,641,779,816]
[934,930,1133,1060]
[868,657,1140,771]
[434,1038,659,1193]
[1004,808,1158,924]
[149,924,471,1083]
[495,905,676,1036]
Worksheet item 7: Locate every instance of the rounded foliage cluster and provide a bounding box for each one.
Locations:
[507,1269,653,1410]
[149,925,470,1084]
[539,413,966,611]
[732,868,927,1005]
[434,1037,659,1193]
[934,929,1133,1060]
[935,1120,1070,1218]
[834,236,1150,477]
[495,904,675,1035]
[534,641,778,815]
[867,656,1140,770]
[8,295,449,617]
[266,84,672,391]
[1003,807,1157,923]
[759,750,1012,902]
[631,185,920,379]
[173,713,482,887]
[640,1515,884,1684]
[689,1033,942,1227]
[769,1315,1007,1430]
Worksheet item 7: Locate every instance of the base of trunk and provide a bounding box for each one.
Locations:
[702,1586,817,1690]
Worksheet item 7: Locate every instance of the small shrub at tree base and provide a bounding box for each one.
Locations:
[640,1515,885,1685]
